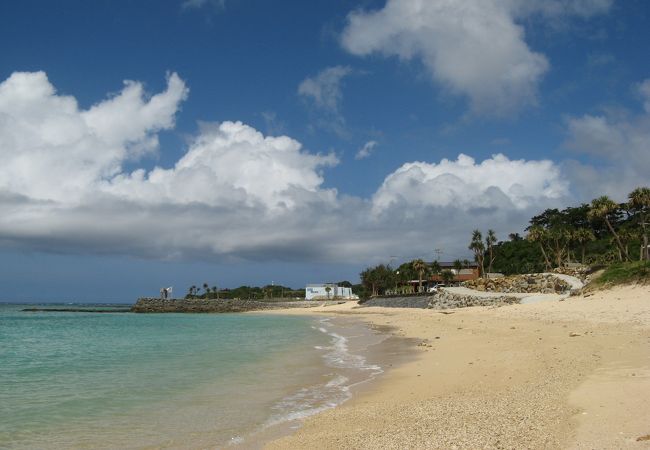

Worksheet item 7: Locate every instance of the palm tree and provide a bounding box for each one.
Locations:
[469,230,485,278]
[412,259,427,293]
[453,259,463,274]
[486,229,497,274]
[527,226,552,270]
[325,286,332,299]
[203,283,209,299]
[629,187,650,260]
[573,228,595,264]
[588,196,630,262]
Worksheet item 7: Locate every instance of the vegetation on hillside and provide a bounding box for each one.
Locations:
[588,261,650,288]
[359,186,650,297]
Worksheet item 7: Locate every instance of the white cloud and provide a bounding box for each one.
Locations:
[0,71,570,264]
[340,0,611,116]
[105,121,339,211]
[0,71,188,203]
[298,66,352,113]
[565,85,650,199]
[372,154,568,214]
[355,140,377,160]
[298,66,352,137]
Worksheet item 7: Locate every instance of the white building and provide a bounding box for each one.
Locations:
[305,283,356,300]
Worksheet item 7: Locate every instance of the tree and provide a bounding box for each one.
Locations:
[469,230,486,277]
[412,259,427,293]
[453,259,463,273]
[526,226,552,270]
[629,187,650,260]
[548,226,572,267]
[486,229,497,274]
[430,260,441,277]
[588,196,630,262]
[440,270,455,285]
[325,286,332,299]
[203,283,209,298]
[360,264,396,297]
[572,228,595,264]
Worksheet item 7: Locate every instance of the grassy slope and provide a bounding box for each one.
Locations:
[588,261,650,289]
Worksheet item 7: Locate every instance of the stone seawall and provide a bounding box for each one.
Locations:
[131,298,344,313]
[361,289,520,310]
[430,289,520,309]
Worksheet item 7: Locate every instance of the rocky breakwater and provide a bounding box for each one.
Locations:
[462,273,571,294]
[428,289,520,309]
[361,292,519,310]
[131,298,343,313]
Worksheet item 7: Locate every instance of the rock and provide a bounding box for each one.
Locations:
[462,273,571,294]
[569,332,582,337]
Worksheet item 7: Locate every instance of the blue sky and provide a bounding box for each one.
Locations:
[1,0,649,301]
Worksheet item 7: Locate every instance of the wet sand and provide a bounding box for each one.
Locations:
[262,285,650,449]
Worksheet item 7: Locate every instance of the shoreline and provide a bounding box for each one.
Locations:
[257,285,650,449]
[235,313,420,449]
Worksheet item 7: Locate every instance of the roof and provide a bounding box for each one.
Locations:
[434,261,478,268]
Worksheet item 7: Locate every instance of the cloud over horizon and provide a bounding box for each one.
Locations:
[0,71,612,265]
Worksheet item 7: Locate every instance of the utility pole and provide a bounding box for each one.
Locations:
[434,248,443,261]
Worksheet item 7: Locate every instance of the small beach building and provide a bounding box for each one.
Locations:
[429,261,480,283]
[305,283,355,300]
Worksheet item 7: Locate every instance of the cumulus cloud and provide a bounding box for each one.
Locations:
[355,140,377,160]
[340,0,611,116]
[0,71,570,264]
[564,79,650,199]
[0,71,188,203]
[372,154,568,214]
[104,121,339,210]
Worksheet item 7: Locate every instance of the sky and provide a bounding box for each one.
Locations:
[1,0,649,302]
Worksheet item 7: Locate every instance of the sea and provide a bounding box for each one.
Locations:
[0,303,387,449]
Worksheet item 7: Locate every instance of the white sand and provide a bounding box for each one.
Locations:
[263,285,650,449]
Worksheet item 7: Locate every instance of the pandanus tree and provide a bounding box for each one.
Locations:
[412,259,427,293]
[469,230,486,277]
[526,226,552,270]
[573,228,595,264]
[628,187,650,260]
[588,196,630,262]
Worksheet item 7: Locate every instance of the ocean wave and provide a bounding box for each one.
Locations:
[263,318,383,430]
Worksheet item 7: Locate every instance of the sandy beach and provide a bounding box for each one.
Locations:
[263,285,650,449]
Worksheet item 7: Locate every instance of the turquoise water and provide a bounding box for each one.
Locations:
[0,304,382,449]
